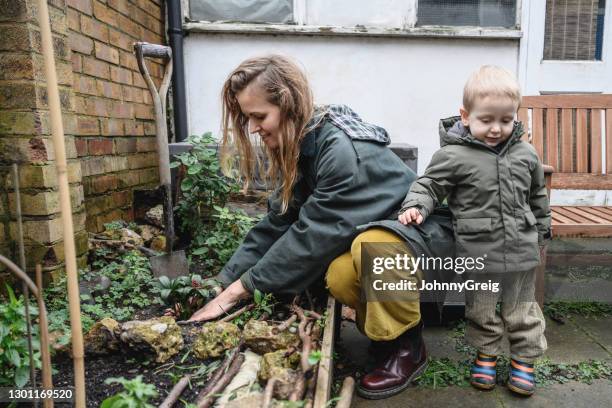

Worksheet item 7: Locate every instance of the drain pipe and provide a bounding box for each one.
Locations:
[167,0,188,142]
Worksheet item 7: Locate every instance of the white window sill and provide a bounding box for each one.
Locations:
[183,22,522,40]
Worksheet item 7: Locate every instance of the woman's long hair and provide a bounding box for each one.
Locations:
[221,55,314,214]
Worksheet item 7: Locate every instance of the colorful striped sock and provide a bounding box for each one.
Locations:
[508,359,535,396]
[470,353,497,390]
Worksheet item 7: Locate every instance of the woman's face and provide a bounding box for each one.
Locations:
[236,83,282,149]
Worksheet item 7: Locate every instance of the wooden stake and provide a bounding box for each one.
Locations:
[35,1,86,406]
[36,265,54,408]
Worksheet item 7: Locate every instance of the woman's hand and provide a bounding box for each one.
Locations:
[398,207,423,225]
[188,279,251,322]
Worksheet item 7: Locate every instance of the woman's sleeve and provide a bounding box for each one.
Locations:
[238,138,365,295]
[216,192,299,287]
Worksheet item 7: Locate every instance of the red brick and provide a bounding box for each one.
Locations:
[82,97,110,117]
[110,101,133,119]
[107,0,130,16]
[108,28,133,51]
[115,137,137,153]
[75,138,88,156]
[67,8,80,31]
[69,32,93,55]
[82,56,109,79]
[124,120,144,136]
[142,90,152,104]
[143,121,155,135]
[122,86,143,103]
[80,15,109,42]
[119,50,138,71]
[90,174,118,193]
[117,14,142,38]
[71,54,82,72]
[112,190,130,207]
[101,118,124,136]
[88,138,114,155]
[136,0,161,20]
[74,74,97,95]
[96,79,122,99]
[142,27,162,44]
[93,1,120,26]
[132,73,147,88]
[133,103,154,120]
[67,0,93,15]
[76,116,99,135]
[94,41,119,64]
[136,137,156,152]
[110,66,133,85]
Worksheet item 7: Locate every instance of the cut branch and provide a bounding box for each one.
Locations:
[335,377,356,408]
[262,377,277,408]
[159,374,191,408]
[196,353,245,408]
[220,303,254,322]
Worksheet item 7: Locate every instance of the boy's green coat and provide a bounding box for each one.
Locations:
[218,118,418,294]
[401,116,552,273]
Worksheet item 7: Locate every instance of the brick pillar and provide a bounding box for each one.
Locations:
[0,0,88,280]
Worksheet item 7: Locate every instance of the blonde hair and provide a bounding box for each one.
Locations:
[220,55,314,214]
[463,65,521,111]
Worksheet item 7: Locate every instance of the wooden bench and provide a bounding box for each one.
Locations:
[521,95,612,306]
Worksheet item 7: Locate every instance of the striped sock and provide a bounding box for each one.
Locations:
[508,359,535,396]
[470,353,497,389]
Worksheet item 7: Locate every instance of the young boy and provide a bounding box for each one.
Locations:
[398,65,551,396]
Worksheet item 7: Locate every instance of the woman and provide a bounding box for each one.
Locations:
[188,55,453,399]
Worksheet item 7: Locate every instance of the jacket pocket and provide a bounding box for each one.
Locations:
[524,211,537,227]
[456,217,493,234]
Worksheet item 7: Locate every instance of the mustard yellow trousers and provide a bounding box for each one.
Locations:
[325,228,422,341]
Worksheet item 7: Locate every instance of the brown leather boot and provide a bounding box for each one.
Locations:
[357,320,428,399]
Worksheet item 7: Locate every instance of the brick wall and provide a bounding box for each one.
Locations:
[67,0,163,232]
[0,0,165,278]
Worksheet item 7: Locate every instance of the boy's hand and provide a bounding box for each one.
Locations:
[398,207,423,225]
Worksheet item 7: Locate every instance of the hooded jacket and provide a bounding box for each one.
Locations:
[400,116,552,273]
[217,105,416,294]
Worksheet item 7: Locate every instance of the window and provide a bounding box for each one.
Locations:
[189,0,293,24]
[543,0,606,60]
[417,0,517,27]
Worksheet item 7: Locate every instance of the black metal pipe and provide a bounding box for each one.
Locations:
[167,0,189,142]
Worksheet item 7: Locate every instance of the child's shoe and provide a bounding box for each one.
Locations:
[470,352,497,390]
[507,358,535,396]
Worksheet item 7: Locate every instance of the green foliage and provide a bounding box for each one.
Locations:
[172,133,239,236]
[156,274,220,319]
[0,285,41,387]
[171,133,260,274]
[101,376,158,408]
[544,301,612,319]
[44,250,159,344]
[190,205,259,273]
[231,289,277,326]
[308,350,322,365]
[416,358,471,388]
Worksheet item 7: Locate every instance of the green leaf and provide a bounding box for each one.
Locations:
[169,161,181,168]
[14,366,30,387]
[6,349,21,367]
[100,395,123,408]
[254,289,262,305]
[188,163,203,175]
[158,275,171,287]
[181,178,194,190]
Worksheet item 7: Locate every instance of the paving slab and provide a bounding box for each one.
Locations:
[569,315,612,359]
[497,379,612,408]
[544,316,611,363]
[353,385,500,408]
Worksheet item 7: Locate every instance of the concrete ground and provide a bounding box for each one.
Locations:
[338,313,612,408]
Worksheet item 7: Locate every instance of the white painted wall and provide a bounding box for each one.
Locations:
[184,34,519,174]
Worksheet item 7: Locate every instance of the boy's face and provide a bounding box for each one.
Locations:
[460,96,517,147]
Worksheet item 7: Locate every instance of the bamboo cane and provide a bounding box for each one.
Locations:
[36,265,54,408]
[35,0,86,406]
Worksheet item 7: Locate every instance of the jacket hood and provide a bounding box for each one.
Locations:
[310,104,391,144]
[438,116,524,150]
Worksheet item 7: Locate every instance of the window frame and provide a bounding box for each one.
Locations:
[183,0,522,39]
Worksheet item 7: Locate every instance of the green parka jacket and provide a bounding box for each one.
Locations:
[400,117,552,273]
[217,106,415,295]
